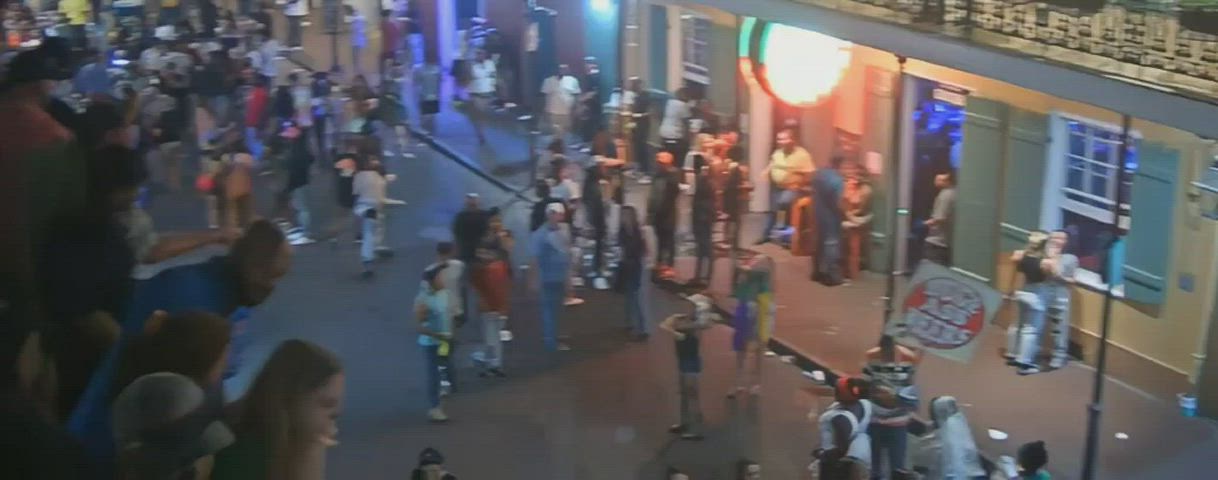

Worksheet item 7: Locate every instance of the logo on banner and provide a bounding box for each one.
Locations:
[885,261,1002,363]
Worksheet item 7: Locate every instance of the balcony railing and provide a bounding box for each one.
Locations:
[793,0,1218,103]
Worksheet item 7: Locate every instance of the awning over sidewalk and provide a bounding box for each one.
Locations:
[691,0,1218,139]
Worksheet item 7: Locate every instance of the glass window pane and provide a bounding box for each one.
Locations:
[1091,138,1111,164]
[1090,173,1109,198]
[1061,209,1117,278]
[1067,167,1085,190]
[1070,132,1087,157]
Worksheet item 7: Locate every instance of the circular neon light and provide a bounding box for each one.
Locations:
[739,18,852,107]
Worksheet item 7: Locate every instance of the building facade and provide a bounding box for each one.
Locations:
[617,0,1218,417]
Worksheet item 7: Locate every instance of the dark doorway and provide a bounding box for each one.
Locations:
[905,77,964,272]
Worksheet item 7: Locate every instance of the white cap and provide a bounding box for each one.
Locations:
[545,202,566,215]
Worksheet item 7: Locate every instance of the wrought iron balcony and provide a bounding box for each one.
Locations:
[791,0,1218,103]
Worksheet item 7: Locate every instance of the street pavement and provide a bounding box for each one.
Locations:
[140,125,831,479]
[410,99,1218,480]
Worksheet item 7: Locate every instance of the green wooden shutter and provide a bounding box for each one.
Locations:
[1122,142,1180,305]
[1000,109,1050,252]
[648,5,668,93]
[952,98,1007,282]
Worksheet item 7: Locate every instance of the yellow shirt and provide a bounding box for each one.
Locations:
[162,0,181,7]
[769,146,814,185]
[59,0,90,25]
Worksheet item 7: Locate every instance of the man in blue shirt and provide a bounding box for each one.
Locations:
[73,50,113,98]
[415,264,452,422]
[530,203,572,351]
[812,156,845,286]
[68,220,291,470]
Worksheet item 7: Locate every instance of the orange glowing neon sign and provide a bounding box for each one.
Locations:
[739,17,852,107]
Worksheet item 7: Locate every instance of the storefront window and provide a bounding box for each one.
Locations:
[1055,118,1138,288]
[681,12,711,85]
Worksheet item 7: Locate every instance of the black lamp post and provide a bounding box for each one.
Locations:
[1080,113,1133,480]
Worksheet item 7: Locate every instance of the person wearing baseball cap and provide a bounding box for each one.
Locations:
[415,263,453,422]
[530,202,573,351]
[410,447,457,480]
[112,372,234,480]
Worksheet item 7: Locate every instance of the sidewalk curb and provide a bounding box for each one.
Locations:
[405,125,533,204]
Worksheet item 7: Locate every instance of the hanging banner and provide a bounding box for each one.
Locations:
[885,260,1002,363]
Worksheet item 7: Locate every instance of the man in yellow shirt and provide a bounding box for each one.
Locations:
[59,0,91,50]
[759,128,814,243]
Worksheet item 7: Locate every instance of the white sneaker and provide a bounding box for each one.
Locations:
[564,297,585,306]
[384,198,407,206]
[499,329,513,342]
[427,408,449,422]
[289,236,316,246]
[571,277,585,288]
[593,277,610,290]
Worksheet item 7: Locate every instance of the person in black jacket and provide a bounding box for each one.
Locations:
[648,152,681,279]
[531,181,564,232]
[690,166,714,286]
[583,162,609,290]
[452,194,496,263]
[277,122,315,245]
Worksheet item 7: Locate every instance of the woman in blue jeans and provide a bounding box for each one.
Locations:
[1005,231,1055,376]
[415,264,452,422]
[531,203,572,351]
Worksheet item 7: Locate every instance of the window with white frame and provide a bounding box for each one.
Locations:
[1049,116,1139,291]
[681,12,711,85]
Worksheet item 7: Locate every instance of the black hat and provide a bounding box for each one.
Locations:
[417,447,444,466]
[4,37,73,84]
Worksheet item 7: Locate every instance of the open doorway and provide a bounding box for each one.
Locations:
[902,77,965,272]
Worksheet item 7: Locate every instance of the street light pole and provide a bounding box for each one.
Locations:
[881,55,908,337]
[1080,113,1133,480]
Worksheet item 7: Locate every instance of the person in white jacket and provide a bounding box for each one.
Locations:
[353,156,394,277]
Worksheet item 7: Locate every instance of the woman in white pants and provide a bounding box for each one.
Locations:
[353,156,392,277]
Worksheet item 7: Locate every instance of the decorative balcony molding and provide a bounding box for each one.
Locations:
[692,0,1218,137]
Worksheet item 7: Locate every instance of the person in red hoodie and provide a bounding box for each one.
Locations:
[245,75,270,165]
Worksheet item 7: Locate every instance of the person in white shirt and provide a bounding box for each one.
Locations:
[353,156,393,277]
[283,0,308,48]
[345,5,367,74]
[138,42,166,74]
[540,64,581,141]
[659,88,691,166]
[467,49,496,144]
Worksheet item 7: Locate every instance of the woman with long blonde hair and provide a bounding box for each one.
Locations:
[212,340,345,480]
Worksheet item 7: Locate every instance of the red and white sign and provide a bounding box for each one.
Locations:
[885,261,1002,363]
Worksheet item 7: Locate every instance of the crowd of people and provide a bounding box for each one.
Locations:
[0,0,1071,477]
[0,0,460,477]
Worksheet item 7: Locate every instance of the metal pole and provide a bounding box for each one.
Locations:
[1080,113,1132,480]
[330,30,340,73]
[881,56,907,337]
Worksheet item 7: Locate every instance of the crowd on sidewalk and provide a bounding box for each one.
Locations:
[0,0,1074,478]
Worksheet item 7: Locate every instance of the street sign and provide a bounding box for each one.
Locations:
[884,260,1002,363]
